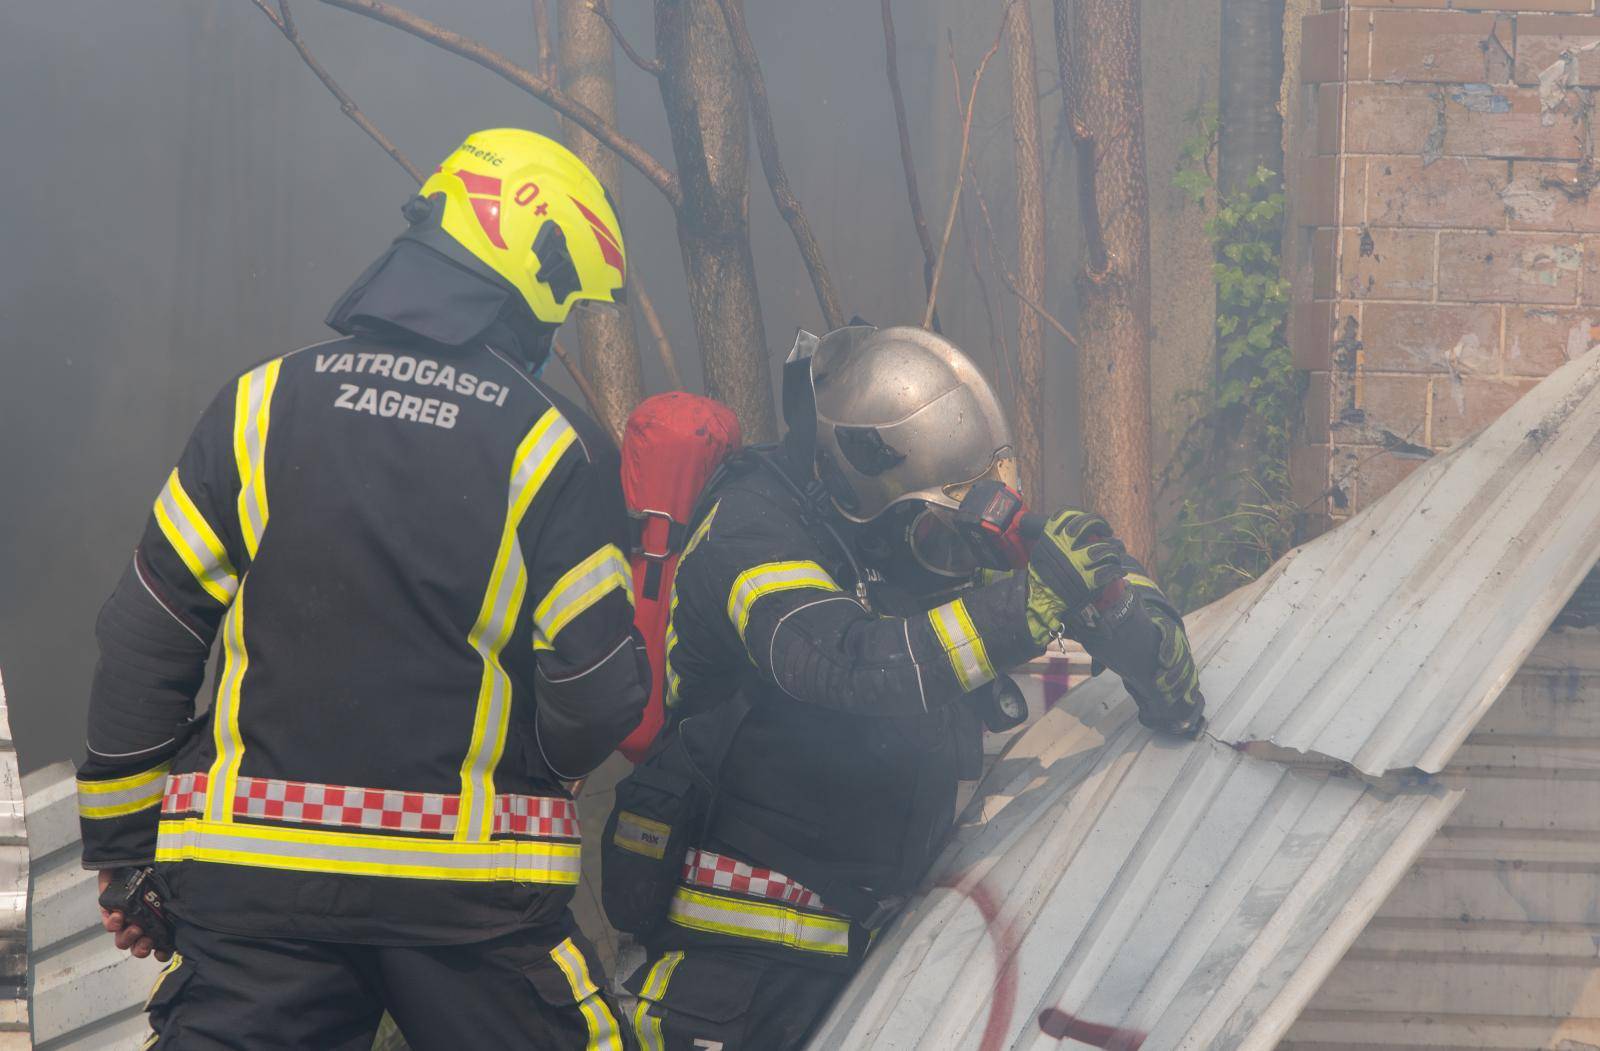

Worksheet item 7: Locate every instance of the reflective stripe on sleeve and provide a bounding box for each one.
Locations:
[550,938,624,1051]
[725,561,841,642]
[154,818,582,883]
[533,544,633,651]
[233,359,282,560]
[78,763,171,820]
[459,409,577,841]
[928,596,996,692]
[1125,572,1159,593]
[631,951,685,1051]
[152,470,238,604]
[667,886,851,956]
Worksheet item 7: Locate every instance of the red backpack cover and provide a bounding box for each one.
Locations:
[618,392,741,762]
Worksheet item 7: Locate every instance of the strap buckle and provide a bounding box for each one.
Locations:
[630,508,680,561]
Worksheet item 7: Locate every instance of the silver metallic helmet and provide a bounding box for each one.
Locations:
[792,324,1017,524]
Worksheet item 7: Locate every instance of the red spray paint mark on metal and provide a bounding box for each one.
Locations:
[1037,1008,1147,1050]
[940,877,1018,1051]
[940,875,1147,1051]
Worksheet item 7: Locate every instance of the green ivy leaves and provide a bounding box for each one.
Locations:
[1160,111,1305,612]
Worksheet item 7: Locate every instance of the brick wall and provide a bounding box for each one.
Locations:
[1294,4,1600,529]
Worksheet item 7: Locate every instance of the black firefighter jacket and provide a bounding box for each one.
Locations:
[77,292,647,944]
[656,450,1046,970]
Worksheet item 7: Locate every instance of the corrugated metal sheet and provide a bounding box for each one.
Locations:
[1284,625,1600,1049]
[812,677,1464,1051]
[0,675,29,1048]
[26,760,158,1051]
[811,347,1600,1049]
[1201,349,1600,777]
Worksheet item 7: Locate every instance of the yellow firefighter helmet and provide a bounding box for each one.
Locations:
[419,128,626,325]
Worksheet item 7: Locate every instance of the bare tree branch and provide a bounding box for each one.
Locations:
[632,281,683,390]
[948,49,1016,404]
[958,171,1017,406]
[947,41,1079,352]
[924,22,1003,330]
[550,337,614,438]
[319,0,682,207]
[715,0,845,330]
[881,0,940,320]
[532,0,554,82]
[249,0,426,184]
[589,0,663,76]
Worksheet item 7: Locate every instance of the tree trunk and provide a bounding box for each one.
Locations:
[654,0,776,440]
[558,0,645,440]
[1218,0,1284,194]
[1055,0,1156,564]
[1005,1,1046,503]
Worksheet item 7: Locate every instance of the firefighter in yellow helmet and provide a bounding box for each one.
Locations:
[78,130,646,1048]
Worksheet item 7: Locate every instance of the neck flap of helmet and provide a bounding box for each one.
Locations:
[326,194,556,370]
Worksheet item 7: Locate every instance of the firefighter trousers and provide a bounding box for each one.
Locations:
[626,948,850,1051]
[142,915,629,1050]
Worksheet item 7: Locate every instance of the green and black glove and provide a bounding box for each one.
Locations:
[1025,508,1127,645]
[1121,595,1205,738]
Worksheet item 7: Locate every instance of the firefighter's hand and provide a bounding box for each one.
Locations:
[1127,609,1206,738]
[98,870,172,962]
[1025,508,1127,644]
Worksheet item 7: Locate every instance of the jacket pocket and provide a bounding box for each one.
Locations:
[629,951,765,1028]
[602,753,708,936]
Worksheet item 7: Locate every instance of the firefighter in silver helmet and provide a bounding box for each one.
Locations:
[610,324,1203,1050]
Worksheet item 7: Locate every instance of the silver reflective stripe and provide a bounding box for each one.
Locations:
[153,471,238,604]
[233,359,283,559]
[460,410,577,840]
[206,585,250,822]
[666,887,851,955]
[928,597,995,692]
[550,938,624,1051]
[77,763,171,819]
[155,820,583,882]
[533,544,633,649]
[726,561,840,641]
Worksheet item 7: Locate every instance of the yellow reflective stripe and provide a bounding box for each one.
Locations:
[631,951,684,1051]
[143,952,185,1010]
[726,561,840,642]
[682,502,719,560]
[928,597,996,692]
[233,360,282,560]
[667,886,851,956]
[153,470,238,604]
[663,610,682,708]
[662,502,717,709]
[204,582,250,823]
[533,544,633,651]
[1125,572,1159,593]
[551,938,623,1051]
[459,409,577,840]
[155,818,582,882]
[78,763,171,819]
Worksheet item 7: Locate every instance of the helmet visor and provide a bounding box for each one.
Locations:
[907,504,984,579]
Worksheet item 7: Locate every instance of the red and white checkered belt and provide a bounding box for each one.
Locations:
[681,847,836,913]
[162,772,579,839]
